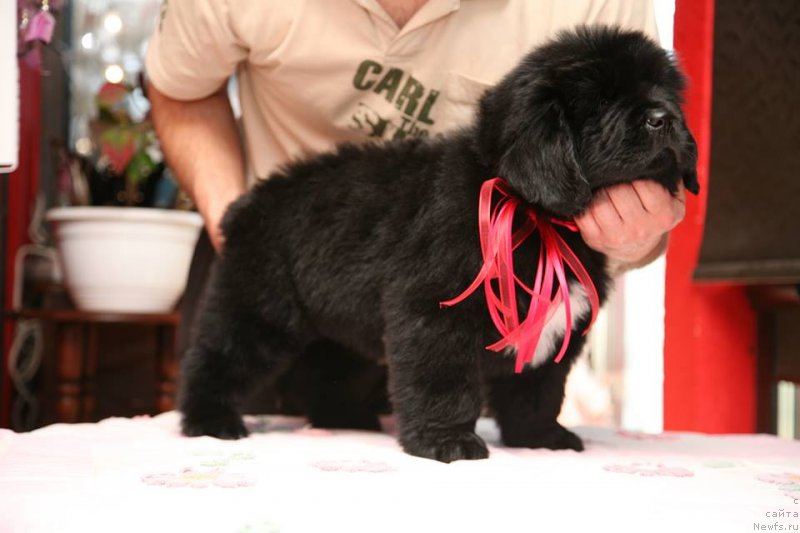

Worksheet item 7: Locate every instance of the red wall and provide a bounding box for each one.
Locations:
[664,0,757,433]
[1,63,41,428]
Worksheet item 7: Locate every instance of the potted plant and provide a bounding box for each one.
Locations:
[46,80,203,314]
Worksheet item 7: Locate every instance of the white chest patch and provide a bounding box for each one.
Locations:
[503,282,592,368]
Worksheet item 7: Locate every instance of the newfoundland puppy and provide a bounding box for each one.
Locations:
[179,26,699,462]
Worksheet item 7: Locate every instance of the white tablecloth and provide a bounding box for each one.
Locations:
[1,412,798,532]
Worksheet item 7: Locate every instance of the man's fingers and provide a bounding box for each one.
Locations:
[604,183,648,221]
[631,180,684,213]
[629,180,663,213]
[574,208,602,243]
[667,185,687,229]
[632,181,686,230]
[588,189,622,232]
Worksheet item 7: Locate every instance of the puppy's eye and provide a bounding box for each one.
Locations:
[646,108,668,130]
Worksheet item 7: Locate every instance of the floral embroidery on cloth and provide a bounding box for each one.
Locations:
[141,449,257,488]
[311,460,397,473]
[757,472,800,500]
[191,450,255,467]
[703,460,741,469]
[616,430,680,442]
[238,521,282,533]
[141,467,256,488]
[603,462,694,477]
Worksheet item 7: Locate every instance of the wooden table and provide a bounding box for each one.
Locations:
[4,309,180,423]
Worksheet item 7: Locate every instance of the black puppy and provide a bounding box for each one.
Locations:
[180,26,698,462]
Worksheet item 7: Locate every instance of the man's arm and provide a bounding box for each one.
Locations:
[148,83,246,251]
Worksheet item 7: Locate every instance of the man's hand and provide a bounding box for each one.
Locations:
[574,180,686,273]
[198,187,243,252]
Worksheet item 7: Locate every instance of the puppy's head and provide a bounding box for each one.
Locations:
[476,26,699,218]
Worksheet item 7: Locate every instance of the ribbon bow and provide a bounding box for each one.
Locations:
[440,177,600,373]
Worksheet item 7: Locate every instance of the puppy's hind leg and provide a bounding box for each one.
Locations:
[487,338,587,452]
[385,304,488,463]
[179,280,305,439]
[300,340,386,431]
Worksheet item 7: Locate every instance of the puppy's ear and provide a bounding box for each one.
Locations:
[681,132,700,195]
[478,86,591,218]
[682,168,699,195]
[499,100,592,217]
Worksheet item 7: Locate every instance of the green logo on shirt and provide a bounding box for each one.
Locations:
[351,59,439,140]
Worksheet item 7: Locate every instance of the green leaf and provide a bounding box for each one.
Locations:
[125,150,156,185]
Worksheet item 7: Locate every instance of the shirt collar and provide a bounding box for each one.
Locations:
[352,0,461,35]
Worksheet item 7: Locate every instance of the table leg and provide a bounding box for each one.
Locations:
[155,325,177,413]
[81,324,99,422]
[56,323,84,423]
[755,311,776,434]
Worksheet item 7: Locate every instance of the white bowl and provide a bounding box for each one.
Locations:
[46,207,204,313]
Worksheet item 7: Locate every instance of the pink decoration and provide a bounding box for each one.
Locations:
[440,177,600,372]
[25,10,56,43]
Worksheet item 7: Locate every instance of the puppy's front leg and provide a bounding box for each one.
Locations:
[487,337,587,452]
[385,309,488,463]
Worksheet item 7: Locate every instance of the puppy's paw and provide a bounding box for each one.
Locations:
[502,423,584,452]
[402,430,489,463]
[181,411,249,440]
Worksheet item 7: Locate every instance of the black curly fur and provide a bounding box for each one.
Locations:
[179,26,698,462]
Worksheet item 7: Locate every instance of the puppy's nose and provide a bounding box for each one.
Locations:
[646,108,667,130]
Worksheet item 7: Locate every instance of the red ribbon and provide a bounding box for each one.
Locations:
[440,177,600,373]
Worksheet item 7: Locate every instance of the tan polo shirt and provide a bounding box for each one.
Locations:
[146,0,658,181]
